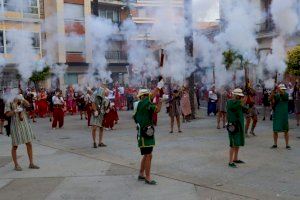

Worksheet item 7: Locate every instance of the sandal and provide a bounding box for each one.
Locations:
[14,166,23,171]
[99,143,107,147]
[29,164,40,169]
[145,179,157,185]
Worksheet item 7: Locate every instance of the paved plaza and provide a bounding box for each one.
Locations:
[0,109,299,200]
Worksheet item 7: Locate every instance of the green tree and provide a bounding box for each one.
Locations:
[29,66,51,90]
[223,49,248,87]
[286,45,300,76]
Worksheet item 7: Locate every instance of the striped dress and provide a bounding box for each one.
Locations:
[5,102,36,146]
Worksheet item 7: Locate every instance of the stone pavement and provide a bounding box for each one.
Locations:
[0,109,299,200]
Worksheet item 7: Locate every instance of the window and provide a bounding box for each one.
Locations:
[64,3,84,21]
[98,8,120,23]
[32,32,40,49]
[4,0,19,12]
[0,31,4,53]
[23,0,38,14]
[3,0,38,14]
[65,34,85,53]
[64,73,78,85]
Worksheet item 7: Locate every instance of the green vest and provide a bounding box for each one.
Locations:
[134,97,156,148]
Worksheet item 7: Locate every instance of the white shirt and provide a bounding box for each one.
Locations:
[209,91,218,101]
[52,96,64,105]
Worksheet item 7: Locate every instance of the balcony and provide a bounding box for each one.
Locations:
[97,0,127,6]
[66,52,86,63]
[256,20,277,39]
[105,51,127,63]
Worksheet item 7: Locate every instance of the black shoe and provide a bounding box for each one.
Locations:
[93,143,97,148]
[99,143,107,147]
[286,146,291,150]
[169,131,173,134]
[145,179,157,185]
[138,175,145,181]
[233,160,245,164]
[262,117,265,121]
[271,145,277,149]
[228,163,237,168]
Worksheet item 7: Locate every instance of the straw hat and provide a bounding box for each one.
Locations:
[232,88,244,97]
[137,89,150,98]
[278,84,287,90]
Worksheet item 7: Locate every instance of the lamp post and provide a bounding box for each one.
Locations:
[184,0,196,119]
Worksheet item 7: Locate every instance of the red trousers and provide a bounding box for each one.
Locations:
[86,104,92,126]
[52,108,64,128]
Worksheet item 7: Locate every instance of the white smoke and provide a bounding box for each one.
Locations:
[271,0,299,36]
[215,0,260,62]
[86,16,118,85]
[121,19,158,85]
[265,0,299,77]
[6,30,37,80]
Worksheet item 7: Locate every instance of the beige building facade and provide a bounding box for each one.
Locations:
[0,0,42,90]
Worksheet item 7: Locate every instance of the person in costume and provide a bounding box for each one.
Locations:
[262,87,271,121]
[66,85,76,115]
[52,90,65,129]
[85,88,93,127]
[270,84,291,149]
[5,90,39,171]
[90,87,109,148]
[76,91,86,120]
[217,87,229,129]
[244,87,258,137]
[168,89,182,133]
[181,86,192,122]
[37,88,48,118]
[133,79,163,185]
[293,81,300,126]
[226,88,246,168]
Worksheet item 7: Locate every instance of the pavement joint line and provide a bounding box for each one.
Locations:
[34,141,259,200]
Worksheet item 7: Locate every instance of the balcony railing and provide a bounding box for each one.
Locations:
[105,51,127,61]
[256,20,275,34]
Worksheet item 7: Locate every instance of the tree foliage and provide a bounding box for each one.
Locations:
[222,49,245,70]
[29,66,51,84]
[286,45,300,76]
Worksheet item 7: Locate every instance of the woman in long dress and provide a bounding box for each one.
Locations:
[180,87,192,122]
[5,92,39,171]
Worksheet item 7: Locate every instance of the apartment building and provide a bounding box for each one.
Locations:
[91,0,129,84]
[41,0,130,89]
[130,0,183,40]
[0,0,42,89]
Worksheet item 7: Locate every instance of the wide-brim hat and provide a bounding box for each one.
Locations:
[137,89,150,98]
[232,88,244,97]
[278,84,287,90]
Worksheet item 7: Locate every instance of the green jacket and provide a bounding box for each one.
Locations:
[273,93,289,132]
[226,99,245,147]
[134,97,156,148]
